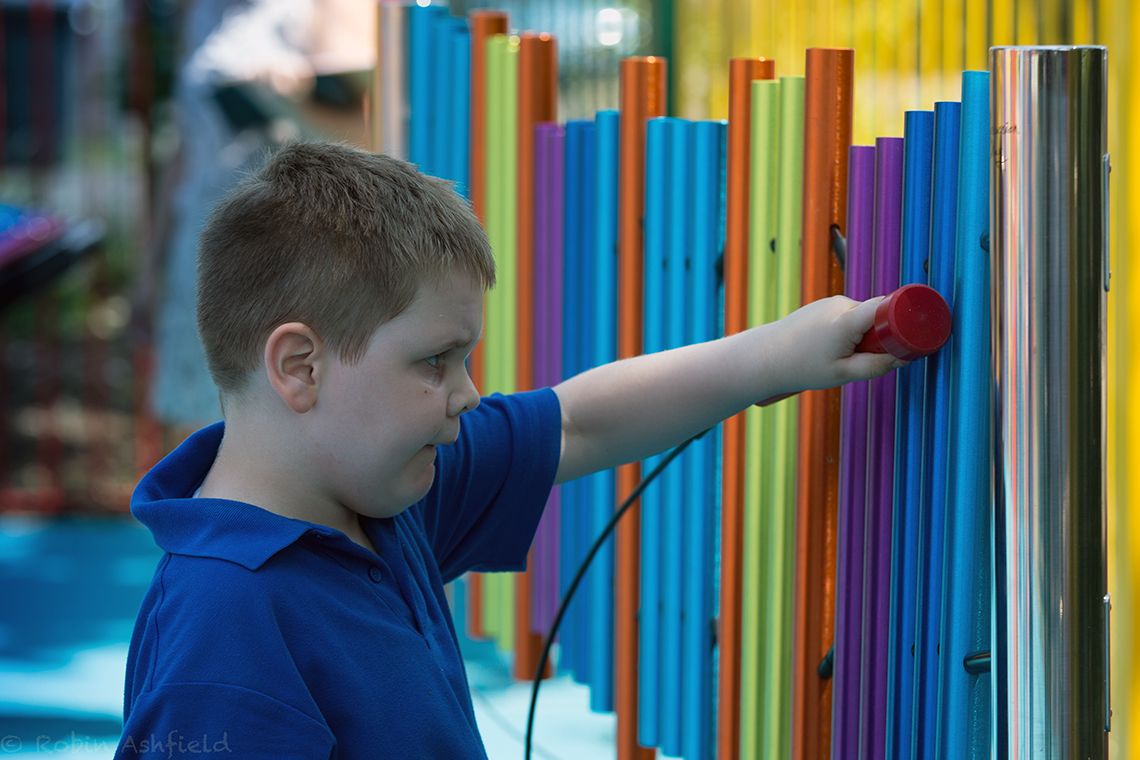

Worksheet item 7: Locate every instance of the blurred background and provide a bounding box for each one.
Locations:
[0,0,1135,758]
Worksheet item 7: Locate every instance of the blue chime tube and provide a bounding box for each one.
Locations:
[886,110,933,760]
[570,120,600,684]
[638,116,671,748]
[913,99,960,759]
[573,121,598,687]
[939,70,991,759]
[990,45,1110,759]
[407,3,444,171]
[450,21,471,197]
[682,119,724,760]
[430,12,456,181]
[660,118,692,757]
[589,109,619,712]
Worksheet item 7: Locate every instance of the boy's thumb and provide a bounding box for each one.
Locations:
[849,295,886,339]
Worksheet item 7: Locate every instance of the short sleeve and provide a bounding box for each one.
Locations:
[417,388,562,583]
[115,681,336,759]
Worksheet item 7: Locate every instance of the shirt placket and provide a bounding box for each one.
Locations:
[369,518,431,642]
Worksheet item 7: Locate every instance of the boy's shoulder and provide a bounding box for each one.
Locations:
[141,551,296,639]
[128,549,330,693]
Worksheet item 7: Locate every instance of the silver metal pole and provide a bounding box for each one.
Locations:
[990,45,1110,759]
[375,2,409,158]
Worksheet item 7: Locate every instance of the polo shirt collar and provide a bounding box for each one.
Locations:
[131,421,338,571]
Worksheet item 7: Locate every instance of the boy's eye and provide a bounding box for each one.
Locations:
[425,353,444,369]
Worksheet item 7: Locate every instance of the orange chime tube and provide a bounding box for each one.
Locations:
[468,11,508,225]
[717,56,776,760]
[616,56,666,760]
[793,47,853,760]
[465,10,507,641]
[514,31,558,682]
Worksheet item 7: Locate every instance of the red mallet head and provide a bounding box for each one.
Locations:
[754,284,952,407]
[855,283,951,360]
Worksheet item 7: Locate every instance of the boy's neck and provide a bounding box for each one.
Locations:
[197,423,379,556]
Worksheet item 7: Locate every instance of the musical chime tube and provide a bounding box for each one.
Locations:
[373,2,409,158]
[939,70,992,760]
[719,56,775,760]
[683,118,724,760]
[793,47,853,760]
[832,144,875,757]
[991,45,1109,759]
[616,55,666,760]
[589,110,620,712]
[513,30,557,682]
[741,79,778,760]
[914,99,961,756]
[532,121,564,638]
[558,118,587,681]
[861,135,903,760]
[763,75,804,760]
[464,23,508,633]
[885,108,934,760]
[639,115,669,747]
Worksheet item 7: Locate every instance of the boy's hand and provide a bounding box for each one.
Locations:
[553,294,909,483]
[760,295,906,399]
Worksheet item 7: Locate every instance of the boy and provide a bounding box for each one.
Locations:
[115,141,899,758]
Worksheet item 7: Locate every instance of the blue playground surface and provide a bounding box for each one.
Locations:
[0,515,617,759]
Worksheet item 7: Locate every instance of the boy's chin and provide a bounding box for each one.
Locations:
[358,482,433,519]
[360,500,415,520]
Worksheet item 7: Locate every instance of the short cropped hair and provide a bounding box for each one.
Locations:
[196,141,495,407]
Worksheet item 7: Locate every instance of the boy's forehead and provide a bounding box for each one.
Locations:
[405,279,483,341]
[420,270,482,307]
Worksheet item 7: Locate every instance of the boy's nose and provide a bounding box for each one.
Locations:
[454,374,480,416]
[450,391,479,418]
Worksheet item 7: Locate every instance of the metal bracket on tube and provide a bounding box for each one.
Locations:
[818,644,834,679]
[830,225,846,272]
[1104,154,1111,293]
[1105,593,1112,732]
[963,650,991,675]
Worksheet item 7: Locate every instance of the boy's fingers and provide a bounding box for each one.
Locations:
[841,349,904,381]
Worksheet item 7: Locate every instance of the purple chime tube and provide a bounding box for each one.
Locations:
[533,123,565,633]
[860,136,904,760]
[831,144,876,758]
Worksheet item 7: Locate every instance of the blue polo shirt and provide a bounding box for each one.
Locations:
[116,389,562,759]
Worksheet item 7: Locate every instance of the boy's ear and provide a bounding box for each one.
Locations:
[263,322,325,414]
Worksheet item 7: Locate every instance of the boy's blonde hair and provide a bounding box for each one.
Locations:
[196,141,495,409]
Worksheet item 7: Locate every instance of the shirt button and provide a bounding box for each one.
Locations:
[368,566,383,583]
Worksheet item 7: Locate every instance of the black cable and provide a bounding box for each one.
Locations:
[469,685,562,760]
[524,427,713,760]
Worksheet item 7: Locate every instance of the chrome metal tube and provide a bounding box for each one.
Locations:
[990,45,1109,759]
[374,2,409,158]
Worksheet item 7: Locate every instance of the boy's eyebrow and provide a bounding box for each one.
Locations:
[435,331,482,351]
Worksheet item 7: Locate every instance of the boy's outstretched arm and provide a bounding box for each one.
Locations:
[550,295,904,485]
